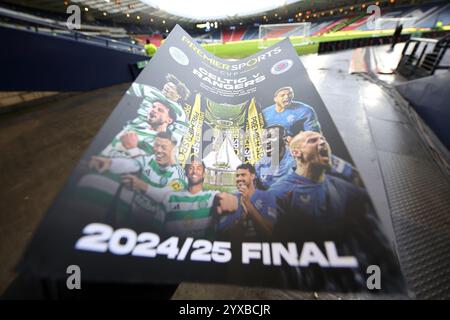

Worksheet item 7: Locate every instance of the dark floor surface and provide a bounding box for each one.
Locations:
[0,83,130,295]
[1,47,449,299]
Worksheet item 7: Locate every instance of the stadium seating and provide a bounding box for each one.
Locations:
[315,19,348,35]
[341,15,371,31]
[134,34,163,46]
[230,27,247,41]
[263,25,298,38]
[242,26,259,40]
[220,27,247,42]
[0,5,147,92]
[416,3,450,28]
[356,3,445,30]
[310,20,334,35]
[190,1,450,45]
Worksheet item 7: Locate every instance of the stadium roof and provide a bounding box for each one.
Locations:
[139,0,299,21]
[0,0,422,31]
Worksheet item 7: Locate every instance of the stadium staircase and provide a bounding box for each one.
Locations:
[242,27,258,40]
[328,13,368,33]
[230,27,246,41]
[310,20,333,35]
[397,33,450,78]
[342,14,371,31]
[315,19,347,35]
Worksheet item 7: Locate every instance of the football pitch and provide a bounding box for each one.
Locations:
[202,27,450,59]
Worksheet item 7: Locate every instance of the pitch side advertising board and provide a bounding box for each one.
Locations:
[20,25,405,293]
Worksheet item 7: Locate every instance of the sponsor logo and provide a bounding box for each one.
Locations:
[169,180,183,191]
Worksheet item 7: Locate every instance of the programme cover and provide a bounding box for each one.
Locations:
[20,25,405,293]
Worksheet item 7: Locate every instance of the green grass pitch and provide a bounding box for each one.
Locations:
[201,27,449,59]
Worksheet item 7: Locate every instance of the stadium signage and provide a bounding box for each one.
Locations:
[182,35,281,71]
[20,25,405,293]
[193,67,266,90]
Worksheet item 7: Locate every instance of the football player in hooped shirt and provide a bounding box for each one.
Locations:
[101,100,177,158]
[158,159,237,239]
[269,131,401,291]
[89,131,187,230]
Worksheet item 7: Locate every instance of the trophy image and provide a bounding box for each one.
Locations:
[202,98,248,190]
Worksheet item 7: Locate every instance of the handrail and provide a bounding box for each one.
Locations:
[397,31,450,77]
[0,6,126,33]
[0,6,145,55]
[409,37,439,43]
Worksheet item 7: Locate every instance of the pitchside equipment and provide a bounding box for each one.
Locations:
[258,22,311,49]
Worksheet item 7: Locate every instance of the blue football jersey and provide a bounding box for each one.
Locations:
[219,189,278,238]
[262,101,321,136]
[255,151,296,189]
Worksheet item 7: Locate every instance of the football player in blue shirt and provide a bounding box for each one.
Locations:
[255,124,360,189]
[255,125,295,189]
[219,164,278,240]
[262,86,360,186]
[269,131,402,291]
[262,86,321,136]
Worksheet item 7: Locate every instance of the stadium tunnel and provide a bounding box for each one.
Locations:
[0,0,449,300]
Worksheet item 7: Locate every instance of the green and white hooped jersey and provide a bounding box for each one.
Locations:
[109,154,187,212]
[101,127,157,158]
[136,155,186,190]
[160,189,219,239]
[126,83,189,147]
[76,155,186,231]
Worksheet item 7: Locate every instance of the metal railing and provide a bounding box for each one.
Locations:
[0,6,146,55]
[396,33,450,78]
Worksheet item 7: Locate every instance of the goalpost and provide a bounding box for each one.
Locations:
[258,22,311,49]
